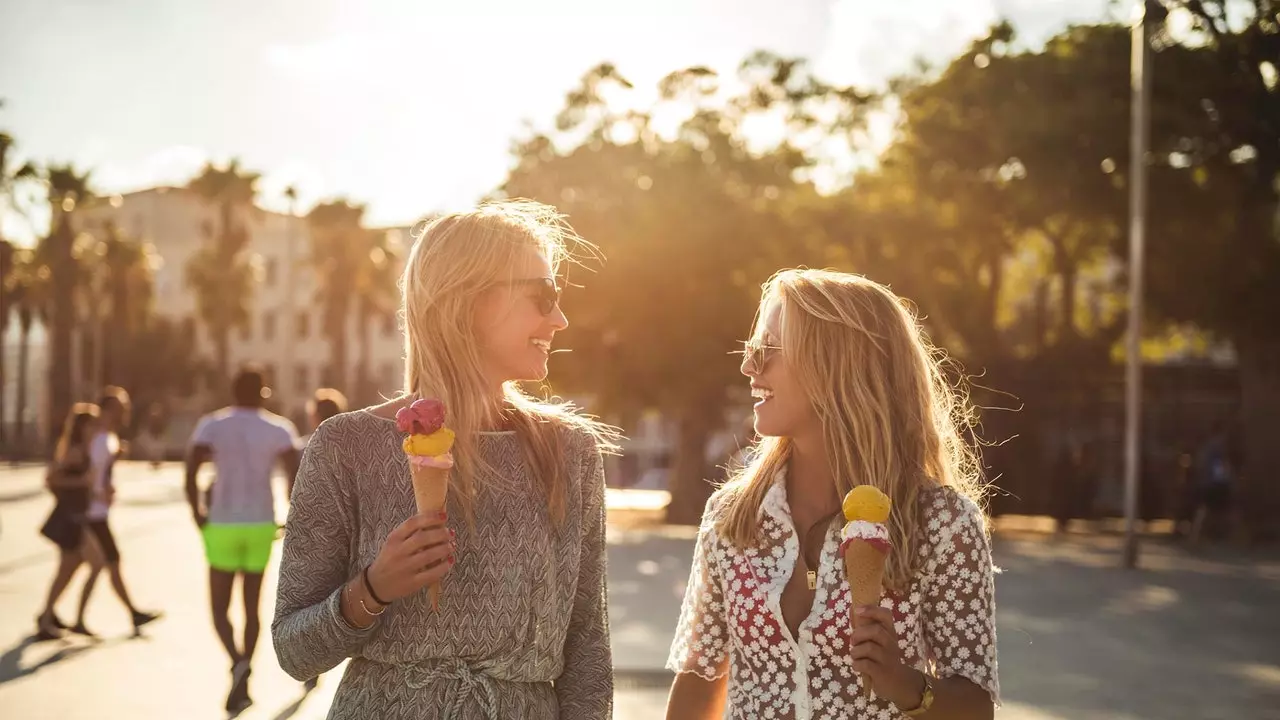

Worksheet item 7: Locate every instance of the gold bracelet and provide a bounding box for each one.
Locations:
[344,582,385,621]
[359,596,387,616]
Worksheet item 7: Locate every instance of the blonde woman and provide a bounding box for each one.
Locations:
[36,403,100,639]
[272,200,618,719]
[666,270,1000,720]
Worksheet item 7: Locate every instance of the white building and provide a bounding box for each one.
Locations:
[72,187,410,436]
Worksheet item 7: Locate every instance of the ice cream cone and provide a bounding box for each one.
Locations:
[844,538,887,622]
[845,537,887,697]
[409,462,449,610]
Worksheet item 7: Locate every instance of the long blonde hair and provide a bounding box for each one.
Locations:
[400,199,619,528]
[716,269,988,591]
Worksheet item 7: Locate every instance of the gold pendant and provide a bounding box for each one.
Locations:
[806,570,817,590]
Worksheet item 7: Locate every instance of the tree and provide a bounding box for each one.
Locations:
[307,199,370,395]
[7,247,44,455]
[37,165,93,448]
[354,228,400,405]
[1147,1,1280,540]
[504,60,873,522]
[89,221,158,386]
[185,160,260,383]
[0,122,39,448]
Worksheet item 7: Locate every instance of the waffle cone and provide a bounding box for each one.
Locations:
[844,538,887,617]
[409,461,450,610]
[845,537,888,696]
[410,463,449,514]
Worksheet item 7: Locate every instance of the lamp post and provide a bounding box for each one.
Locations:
[1123,0,1167,570]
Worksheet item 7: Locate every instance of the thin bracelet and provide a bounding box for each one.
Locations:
[362,566,390,607]
[358,595,387,617]
[343,583,384,620]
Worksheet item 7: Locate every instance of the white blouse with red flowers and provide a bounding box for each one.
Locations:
[667,472,1001,719]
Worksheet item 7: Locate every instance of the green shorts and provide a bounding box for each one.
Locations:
[201,523,278,574]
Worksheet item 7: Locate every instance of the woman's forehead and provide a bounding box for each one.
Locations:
[758,298,783,339]
[512,247,554,279]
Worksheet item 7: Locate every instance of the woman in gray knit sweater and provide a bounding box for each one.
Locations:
[272,201,618,720]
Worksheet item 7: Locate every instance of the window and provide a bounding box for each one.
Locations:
[263,311,276,342]
[265,257,278,287]
[263,363,276,389]
[297,311,310,339]
[296,364,310,395]
[239,316,252,341]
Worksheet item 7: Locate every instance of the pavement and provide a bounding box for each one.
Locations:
[1,461,1278,719]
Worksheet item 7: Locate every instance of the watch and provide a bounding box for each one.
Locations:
[902,673,936,716]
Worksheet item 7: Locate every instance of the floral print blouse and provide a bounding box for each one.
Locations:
[667,471,1000,719]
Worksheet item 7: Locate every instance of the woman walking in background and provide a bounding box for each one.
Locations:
[35,403,100,640]
[666,270,999,720]
[273,200,618,719]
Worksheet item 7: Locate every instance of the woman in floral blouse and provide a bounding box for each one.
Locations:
[667,270,1000,720]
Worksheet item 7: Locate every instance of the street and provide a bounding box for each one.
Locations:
[2,462,1278,719]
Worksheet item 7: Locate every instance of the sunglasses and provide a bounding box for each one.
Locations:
[500,277,563,316]
[733,339,783,375]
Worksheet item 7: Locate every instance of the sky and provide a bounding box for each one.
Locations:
[0,0,1116,237]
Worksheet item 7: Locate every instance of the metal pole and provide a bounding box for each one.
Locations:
[1123,1,1156,569]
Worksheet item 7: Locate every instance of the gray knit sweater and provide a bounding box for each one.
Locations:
[271,410,612,720]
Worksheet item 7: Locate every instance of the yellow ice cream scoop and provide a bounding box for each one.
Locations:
[402,428,456,457]
[842,485,891,523]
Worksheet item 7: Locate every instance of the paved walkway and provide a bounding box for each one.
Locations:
[2,463,1278,719]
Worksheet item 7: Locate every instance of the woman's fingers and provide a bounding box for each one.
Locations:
[389,512,439,543]
[404,525,455,550]
[850,622,897,651]
[855,605,895,628]
[414,554,456,583]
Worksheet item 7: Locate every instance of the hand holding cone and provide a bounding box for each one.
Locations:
[840,485,892,695]
[396,398,456,610]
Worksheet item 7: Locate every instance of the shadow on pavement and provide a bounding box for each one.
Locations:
[991,535,1280,719]
[267,689,311,720]
[0,634,110,686]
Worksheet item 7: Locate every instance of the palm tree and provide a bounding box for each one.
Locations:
[307,199,368,394]
[185,159,260,382]
[38,164,93,447]
[8,247,46,455]
[354,228,400,404]
[94,221,157,385]
[0,238,14,447]
[0,125,39,447]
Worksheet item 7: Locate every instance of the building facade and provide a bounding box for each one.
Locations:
[69,187,411,445]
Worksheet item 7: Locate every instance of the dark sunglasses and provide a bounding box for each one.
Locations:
[500,277,563,316]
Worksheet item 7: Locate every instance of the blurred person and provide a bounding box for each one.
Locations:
[34,403,100,640]
[272,201,618,719]
[666,270,999,720]
[74,386,162,638]
[1190,420,1236,544]
[186,366,302,713]
[300,388,348,447]
[134,402,169,470]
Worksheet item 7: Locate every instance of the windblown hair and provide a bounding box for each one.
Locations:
[56,403,101,464]
[400,199,619,529]
[716,269,989,591]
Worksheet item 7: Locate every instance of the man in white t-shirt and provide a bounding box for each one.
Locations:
[185,367,300,713]
[73,386,163,637]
